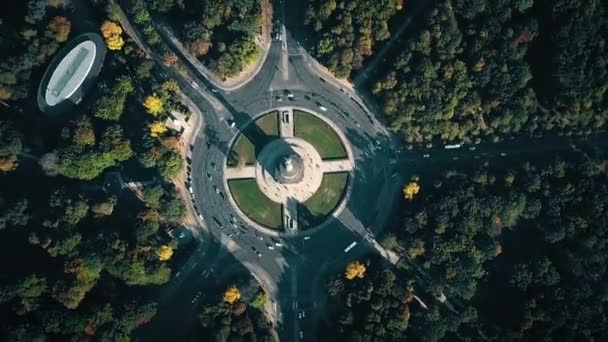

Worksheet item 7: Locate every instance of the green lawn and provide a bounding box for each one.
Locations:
[300,172,349,228]
[228,179,282,229]
[294,110,347,159]
[228,112,278,167]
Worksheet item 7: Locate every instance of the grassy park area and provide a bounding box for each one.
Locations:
[228,112,279,167]
[294,110,347,159]
[300,172,349,227]
[228,179,282,229]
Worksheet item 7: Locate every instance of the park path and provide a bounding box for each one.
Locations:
[279,109,294,138]
[224,166,256,179]
[320,159,353,173]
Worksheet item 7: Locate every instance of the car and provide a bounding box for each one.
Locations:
[303,236,311,240]
[318,105,327,111]
[267,244,275,250]
[469,146,477,151]
[198,214,204,220]
[188,186,194,194]
[256,251,262,257]
[230,214,236,222]
[300,331,303,339]
[213,185,220,194]
[423,154,430,158]
[287,92,294,99]
[275,33,281,40]
[298,312,303,319]
[500,152,507,157]
[257,235,264,241]
[207,172,212,180]
[211,88,219,93]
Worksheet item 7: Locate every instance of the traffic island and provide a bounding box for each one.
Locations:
[224,108,353,234]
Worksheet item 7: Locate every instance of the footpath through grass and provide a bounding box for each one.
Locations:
[300,172,349,227]
[228,112,279,167]
[293,110,347,159]
[228,179,282,229]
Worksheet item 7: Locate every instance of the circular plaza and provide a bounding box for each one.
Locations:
[224,108,354,233]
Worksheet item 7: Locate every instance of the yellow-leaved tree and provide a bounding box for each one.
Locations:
[100,21,124,50]
[345,260,366,280]
[148,121,167,138]
[143,95,164,115]
[223,285,241,304]
[0,155,18,172]
[158,245,173,261]
[403,181,420,200]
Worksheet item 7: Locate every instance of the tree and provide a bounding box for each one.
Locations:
[148,121,167,138]
[157,149,183,179]
[72,116,95,146]
[100,21,124,50]
[39,151,59,176]
[249,291,267,309]
[0,155,18,172]
[143,95,164,115]
[25,0,47,24]
[223,285,241,304]
[403,182,420,200]
[157,245,173,261]
[345,260,366,280]
[93,75,134,121]
[162,53,178,66]
[47,16,71,42]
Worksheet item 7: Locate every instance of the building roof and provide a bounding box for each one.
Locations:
[44,40,97,106]
[37,33,107,114]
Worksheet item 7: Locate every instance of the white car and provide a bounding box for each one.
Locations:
[303,236,311,240]
[319,105,327,111]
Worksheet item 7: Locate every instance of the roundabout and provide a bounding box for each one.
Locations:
[224,108,354,233]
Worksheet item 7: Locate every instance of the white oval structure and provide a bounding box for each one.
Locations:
[45,41,97,106]
[38,33,107,114]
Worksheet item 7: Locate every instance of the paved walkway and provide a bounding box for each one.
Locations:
[279,109,294,137]
[320,159,353,173]
[224,166,256,179]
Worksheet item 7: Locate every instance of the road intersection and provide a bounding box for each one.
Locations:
[114,1,608,340]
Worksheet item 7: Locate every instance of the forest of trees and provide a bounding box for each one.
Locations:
[0,1,189,339]
[304,0,400,78]
[369,0,607,143]
[151,0,264,79]
[198,280,274,342]
[374,155,608,340]
[0,0,67,101]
